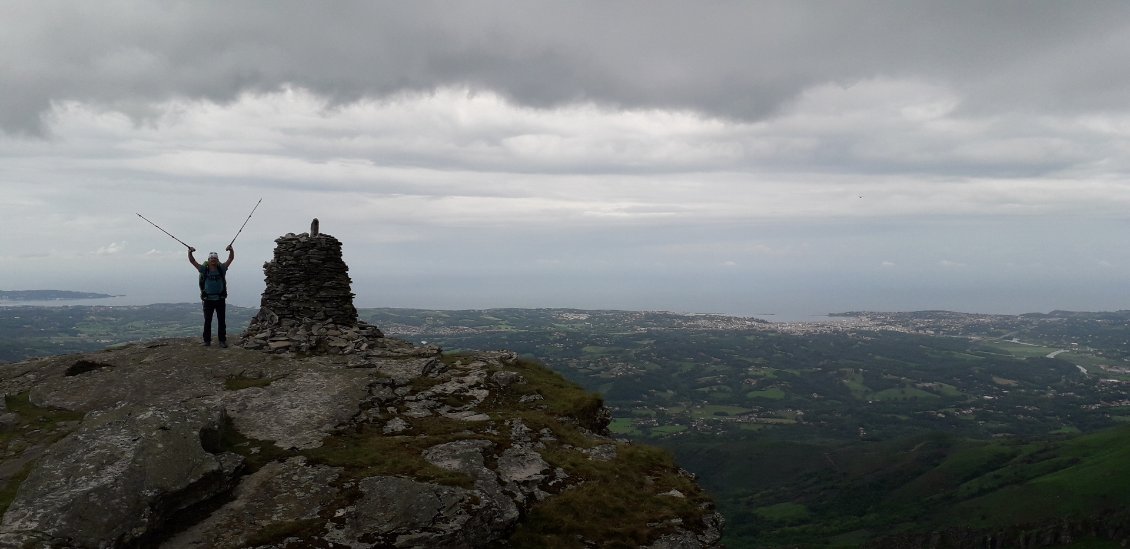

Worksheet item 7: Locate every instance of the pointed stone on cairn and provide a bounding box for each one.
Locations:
[240,220,384,354]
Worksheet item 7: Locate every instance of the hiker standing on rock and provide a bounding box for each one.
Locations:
[189,245,234,347]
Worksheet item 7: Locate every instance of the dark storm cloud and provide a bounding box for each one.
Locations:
[4,1,1130,134]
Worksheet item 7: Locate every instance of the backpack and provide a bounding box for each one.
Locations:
[199,264,228,300]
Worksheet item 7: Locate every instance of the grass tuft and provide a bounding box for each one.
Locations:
[0,461,35,516]
[0,393,85,514]
[301,422,477,488]
[507,442,713,547]
[242,518,324,546]
[222,371,281,391]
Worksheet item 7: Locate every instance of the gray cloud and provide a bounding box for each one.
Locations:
[5,1,1130,134]
[7,1,1130,316]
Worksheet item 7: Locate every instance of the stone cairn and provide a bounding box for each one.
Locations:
[240,220,387,354]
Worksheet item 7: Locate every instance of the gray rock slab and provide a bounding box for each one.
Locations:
[584,443,619,462]
[223,368,375,450]
[323,475,477,548]
[427,369,488,400]
[13,341,280,413]
[161,457,342,549]
[442,410,491,422]
[423,440,520,528]
[0,403,241,548]
[382,417,409,434]
[645,511,725,549]
[370,357,438,385]
[423,439,493,479]
[497,445,550,485]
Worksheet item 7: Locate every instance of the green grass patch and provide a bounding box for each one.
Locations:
[871,387,938,401]
[3,392,84,428]
[991,376,1018,386]
[223,372,282,391]
[0,392,84,451]
[694,384,732,394]
[841,371,871,399]
[649,425,688,436]
[609,418,643,436]
[746,388,786,400]
[982,341,1061,359]
[581,345,617,354]
[1067,353,1110,368]
[931,383,964,397]
[242,518,324,547]
[302,424,476,488]
[754,502,811,523]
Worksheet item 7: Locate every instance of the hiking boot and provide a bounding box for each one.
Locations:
[219,341,228,349]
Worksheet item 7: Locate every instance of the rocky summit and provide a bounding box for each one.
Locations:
[0,224,722,548]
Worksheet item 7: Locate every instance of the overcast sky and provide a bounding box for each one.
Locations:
[4,1,1130,317]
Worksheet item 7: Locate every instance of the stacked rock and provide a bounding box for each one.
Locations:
[240,223,386,354]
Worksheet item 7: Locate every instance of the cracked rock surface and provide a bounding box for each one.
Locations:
[0,336,721,548]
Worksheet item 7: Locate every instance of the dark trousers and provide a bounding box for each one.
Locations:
[202,299,227,343]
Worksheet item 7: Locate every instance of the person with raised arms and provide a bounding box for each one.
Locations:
[189,245,234,347]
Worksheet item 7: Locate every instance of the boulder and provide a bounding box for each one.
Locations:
[0,403,242,548]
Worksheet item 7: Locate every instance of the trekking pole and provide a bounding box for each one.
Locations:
[137,213,193,249]
[228,198,262,247]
